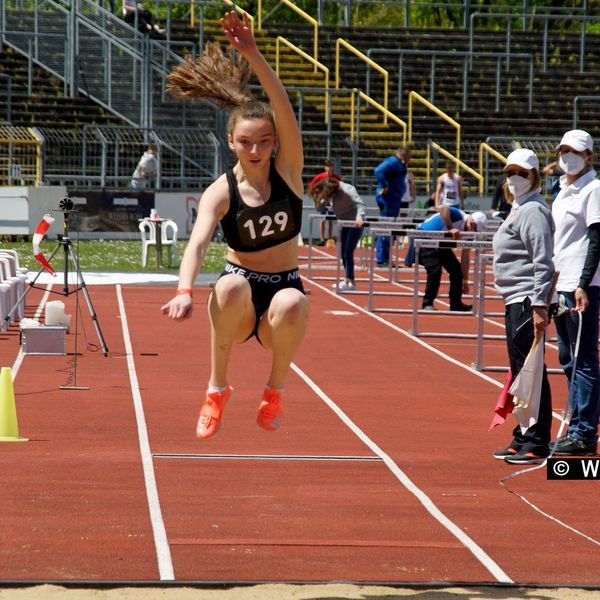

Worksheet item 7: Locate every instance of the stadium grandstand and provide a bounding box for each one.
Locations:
[1,0,600,218]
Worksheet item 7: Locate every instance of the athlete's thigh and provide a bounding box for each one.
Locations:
[257,287,308,349]
[209,274,257,342]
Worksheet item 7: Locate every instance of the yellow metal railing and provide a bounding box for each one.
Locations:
[191,0,255,31]
[479,143,507,195]
[278,0,318,71]
[426,140,482,197]
[350,89,406,144]
[336,38,389,121]
[408,91,460,164]
[0,126,42,186]
[276,36,330,122]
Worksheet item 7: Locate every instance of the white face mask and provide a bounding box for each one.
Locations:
[507,175,531,199]
[559,152,586,175]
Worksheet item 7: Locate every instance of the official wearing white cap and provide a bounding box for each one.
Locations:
[492,147,555,465]
[552,129,600,457]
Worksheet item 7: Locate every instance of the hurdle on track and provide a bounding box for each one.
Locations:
[472,253,563,374]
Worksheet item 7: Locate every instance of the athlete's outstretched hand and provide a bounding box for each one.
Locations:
[220,11,257,56]
[161,294,193,321]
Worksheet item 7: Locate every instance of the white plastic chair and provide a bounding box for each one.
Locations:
[139,219,157,267]
[0,255,25,322]
[0,259,18,325]
[160,219,179,267]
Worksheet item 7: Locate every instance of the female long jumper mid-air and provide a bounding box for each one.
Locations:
[161,11,309,439]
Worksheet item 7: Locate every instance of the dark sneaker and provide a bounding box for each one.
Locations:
[505,451,547,465]
[493,447,520,460]
[551,434,598,456]
[451,303,473,312]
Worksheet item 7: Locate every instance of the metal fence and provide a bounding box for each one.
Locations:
[39,125,221,189]
[0,124,43,186]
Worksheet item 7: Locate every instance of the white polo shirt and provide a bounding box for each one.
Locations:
[552,169,600,291]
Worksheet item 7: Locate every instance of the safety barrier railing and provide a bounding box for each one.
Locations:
[0,125,43,186]
[335,38,389,119]
[426,140,482,195]
[265,0,318,68]
[366,48,534,114]
[313,0,589,27]
[275,37,329,122]
[469,11,600,73]
[573,95,600,129]
[350,89,407,145]
[408,91,460,163]
[479,143,507,196]
[0,73,12,123]
[38,125,220,190]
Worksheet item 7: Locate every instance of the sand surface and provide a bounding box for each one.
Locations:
[1,584,600,600]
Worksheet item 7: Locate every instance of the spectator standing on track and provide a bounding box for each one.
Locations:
[161,12,309,440]
[311,177,366,291]
[131,143,158,190]
[434,162,463,209]
[408,206,487,311]
[492,149,555,465]
[307,158,340,246]
[374,147,410,266]
[400,169,416,209]
[122,0,164,35]
[551,129,600,457]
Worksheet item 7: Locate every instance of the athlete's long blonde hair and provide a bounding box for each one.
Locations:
[166,42,275,134]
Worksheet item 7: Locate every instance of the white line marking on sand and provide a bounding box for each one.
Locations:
[291,362,513,583]
[116,284,175,581]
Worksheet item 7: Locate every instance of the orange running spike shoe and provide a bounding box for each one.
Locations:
[257,387,283,432]
[196,386,233,440]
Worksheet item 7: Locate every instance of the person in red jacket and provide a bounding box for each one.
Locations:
[307,158,341,246]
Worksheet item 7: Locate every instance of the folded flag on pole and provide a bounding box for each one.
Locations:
[32,214,56,275]
[509,337,544,434]
[489,370,515,430]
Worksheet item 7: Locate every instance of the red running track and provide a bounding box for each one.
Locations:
[0,272,599,585]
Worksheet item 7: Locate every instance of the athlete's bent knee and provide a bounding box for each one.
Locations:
[270,289,309,325]
[213,275,251,308]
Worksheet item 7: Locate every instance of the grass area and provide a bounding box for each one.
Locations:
[1,240,229,273]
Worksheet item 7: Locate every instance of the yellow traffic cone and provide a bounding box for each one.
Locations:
[0,367,28,442]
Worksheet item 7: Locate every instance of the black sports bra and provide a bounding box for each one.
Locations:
[221,161,303,252]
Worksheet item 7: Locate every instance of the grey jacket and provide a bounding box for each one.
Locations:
[492,192,555,306]
[331,181,367,221]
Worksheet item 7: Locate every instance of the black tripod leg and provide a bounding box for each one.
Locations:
[67,245,109,356]
[0,243,62,332]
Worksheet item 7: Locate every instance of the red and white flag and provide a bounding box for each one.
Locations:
[32,214,56,276]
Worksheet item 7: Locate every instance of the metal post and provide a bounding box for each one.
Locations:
[398,54,404,109]
[542,18,548,73]
[430,54,436,104]
[528,57,533,112]
[495,58,501,112]
[367,231,375,311]
[523,0,529,30]
[317,0,323,25]
[580,6,586,73]
[307,215,314,280]
[405,0,410,28]
[506,19,511,72]
[410,241,420,335]
[462,56,468,112]
[27,39,33,95]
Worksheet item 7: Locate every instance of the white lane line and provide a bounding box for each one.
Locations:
[305,276,503,388]
[291,362,512,583]
[11,284,53,380]
[115,284,175,581]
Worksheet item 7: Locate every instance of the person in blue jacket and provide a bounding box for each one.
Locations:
[374,147,410,266]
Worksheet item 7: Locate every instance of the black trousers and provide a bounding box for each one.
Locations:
[419,247,463,308]
[504,298,552,455]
